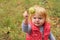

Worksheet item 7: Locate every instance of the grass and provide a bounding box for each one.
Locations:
[0,0,60,40]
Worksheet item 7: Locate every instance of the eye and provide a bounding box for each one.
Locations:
[39,18,42,19]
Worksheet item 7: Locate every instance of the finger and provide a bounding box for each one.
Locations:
[23,11,28,19]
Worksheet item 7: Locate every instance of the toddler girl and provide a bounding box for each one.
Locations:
[22,5,55,40]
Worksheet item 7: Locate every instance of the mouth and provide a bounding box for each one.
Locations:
[35,23,40,24]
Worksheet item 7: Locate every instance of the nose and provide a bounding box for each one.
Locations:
[36,18,39,22]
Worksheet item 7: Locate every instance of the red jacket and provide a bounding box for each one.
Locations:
[26,21,50,40]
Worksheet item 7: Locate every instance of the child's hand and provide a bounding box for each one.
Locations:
[23,11,29,25]
[23,11,29,19]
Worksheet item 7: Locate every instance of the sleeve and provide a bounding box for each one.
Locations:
[49,32,56,40]
[22,21,31,33]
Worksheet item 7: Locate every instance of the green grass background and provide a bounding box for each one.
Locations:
[0,0,60,40]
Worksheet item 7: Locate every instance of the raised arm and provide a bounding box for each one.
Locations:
[22,11,31,33]
[22,21,31,33]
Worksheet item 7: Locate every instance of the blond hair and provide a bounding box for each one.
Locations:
[28,5,50,23]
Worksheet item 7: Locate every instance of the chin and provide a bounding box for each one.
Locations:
[35,24,40,27]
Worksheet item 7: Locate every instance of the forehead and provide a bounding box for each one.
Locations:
[32,13,44,18]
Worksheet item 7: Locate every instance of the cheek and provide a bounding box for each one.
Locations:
[32,19,35,23]
[32,19,34,22]
[39,19,45,23]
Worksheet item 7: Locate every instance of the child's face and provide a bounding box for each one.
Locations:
[32,14,46,27]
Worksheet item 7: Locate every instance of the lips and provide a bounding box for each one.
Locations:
[36,22,40,24]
